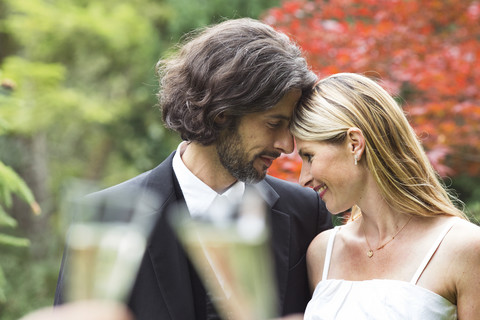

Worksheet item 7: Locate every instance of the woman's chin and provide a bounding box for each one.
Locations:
[325,204,340,215]
[327,204,351,216]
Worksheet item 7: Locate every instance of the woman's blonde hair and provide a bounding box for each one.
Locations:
[291,72,466,220]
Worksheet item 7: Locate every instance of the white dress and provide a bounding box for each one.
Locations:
[304,219,458,320]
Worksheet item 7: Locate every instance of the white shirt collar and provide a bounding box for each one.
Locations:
[172,142,245,218]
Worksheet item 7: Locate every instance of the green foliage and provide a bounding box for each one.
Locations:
[0,57,70,133]
[0,206,16,228]
[0,267,5,304]
[0,160,36,249]
[165,0,281,37]
[0,238,61,320]
[0,146,35,305]
[0,233,30,247]
[451,175,480,225]
[0,162,35,211]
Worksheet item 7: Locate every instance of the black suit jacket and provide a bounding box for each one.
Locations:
[54,152,332,319]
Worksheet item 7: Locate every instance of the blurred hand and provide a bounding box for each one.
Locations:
[19,300,134,320]
[273,314,303,320]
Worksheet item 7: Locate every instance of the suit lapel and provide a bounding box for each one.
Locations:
[252,179,291,312]
[142,153,196,319]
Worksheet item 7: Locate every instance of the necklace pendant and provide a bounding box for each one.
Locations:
[367,250,374,258]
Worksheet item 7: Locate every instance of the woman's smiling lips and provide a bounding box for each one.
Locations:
[313,184,328,198]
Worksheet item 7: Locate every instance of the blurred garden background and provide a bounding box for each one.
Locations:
[0,0,479,318]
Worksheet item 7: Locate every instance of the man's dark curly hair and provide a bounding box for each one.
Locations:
[156,18,317,145]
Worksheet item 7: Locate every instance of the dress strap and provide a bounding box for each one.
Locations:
[410,218,459,284]
[322,226,340,281]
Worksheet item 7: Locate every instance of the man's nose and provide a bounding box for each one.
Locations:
[274,129,294,154]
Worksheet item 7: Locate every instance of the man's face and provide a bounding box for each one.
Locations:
[216,89,301,183]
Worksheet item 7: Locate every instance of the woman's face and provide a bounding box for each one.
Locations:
[296,138,364,214]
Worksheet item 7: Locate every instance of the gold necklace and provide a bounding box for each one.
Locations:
[362,216,413,258]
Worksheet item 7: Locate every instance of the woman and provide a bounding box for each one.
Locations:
[291,73,480,319]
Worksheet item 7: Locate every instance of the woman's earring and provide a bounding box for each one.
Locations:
[354,154,358,166]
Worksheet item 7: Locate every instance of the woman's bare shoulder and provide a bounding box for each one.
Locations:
[306,227,340,287]
[308,228,336,257]
[440,218,480,283]
[447,218,480,318]
[449,218,480,248]
[451,219,480,259]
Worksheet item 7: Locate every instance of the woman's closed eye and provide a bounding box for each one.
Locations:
[302,153,313,163]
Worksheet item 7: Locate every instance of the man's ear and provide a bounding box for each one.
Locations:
[346,127,365,162]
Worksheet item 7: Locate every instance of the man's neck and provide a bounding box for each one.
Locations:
[180,142,237,193]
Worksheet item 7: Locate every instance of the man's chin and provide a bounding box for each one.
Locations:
[237,170,266,184]
[251,170,267,183]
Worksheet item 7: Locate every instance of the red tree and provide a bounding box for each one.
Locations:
[265,0,480,182]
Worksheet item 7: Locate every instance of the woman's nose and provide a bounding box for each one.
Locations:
[299,163,313,188]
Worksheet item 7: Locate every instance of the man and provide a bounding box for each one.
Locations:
[55,18,332,319]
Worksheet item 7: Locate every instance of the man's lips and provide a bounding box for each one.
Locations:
[259,155,276,168]
[313,184,328,198]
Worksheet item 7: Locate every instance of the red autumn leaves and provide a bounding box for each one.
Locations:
[265,0,480,181]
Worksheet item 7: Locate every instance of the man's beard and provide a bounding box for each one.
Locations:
[216,128,278,184]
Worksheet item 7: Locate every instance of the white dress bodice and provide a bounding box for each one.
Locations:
[304,219,458,320]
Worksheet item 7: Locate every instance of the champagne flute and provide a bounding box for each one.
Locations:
[170,188,278,320]
[61,181,158,302]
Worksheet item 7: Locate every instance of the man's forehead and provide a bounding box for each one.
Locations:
[251,89,300,119]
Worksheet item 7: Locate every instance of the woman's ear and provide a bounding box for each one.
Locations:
[346,127,365,164]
